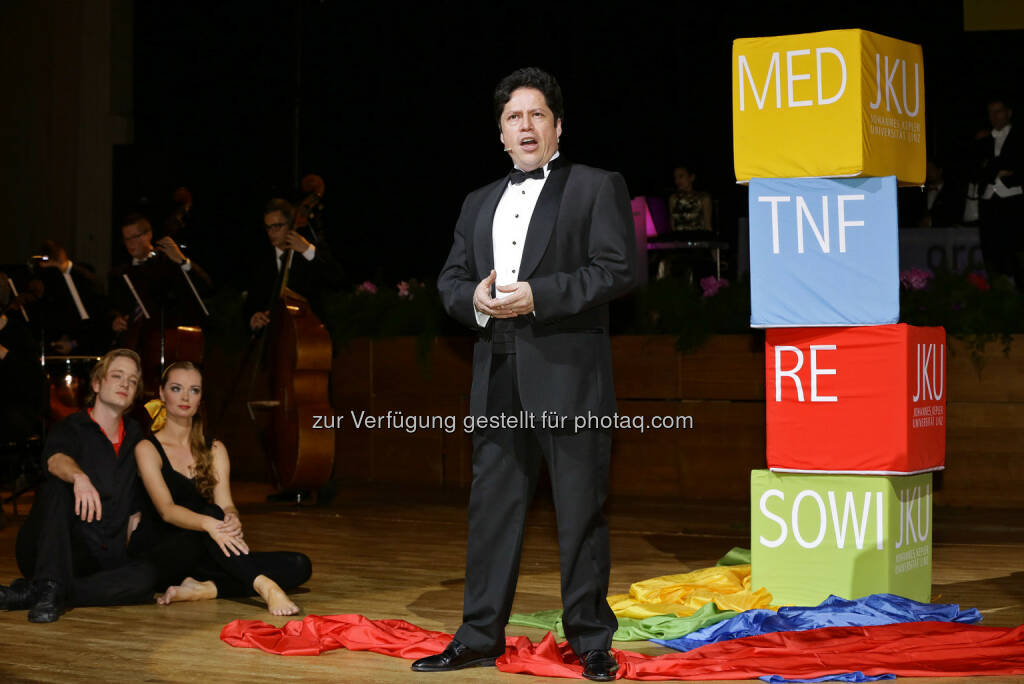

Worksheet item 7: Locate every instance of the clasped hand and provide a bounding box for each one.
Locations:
[204,514,248,557]
[473,269,534,319]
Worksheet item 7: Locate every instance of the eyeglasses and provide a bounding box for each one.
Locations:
[123,231,149,242]
[264,222,289,231]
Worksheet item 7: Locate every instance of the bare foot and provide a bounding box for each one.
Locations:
[157,577,218,605]
[253,574,299,616]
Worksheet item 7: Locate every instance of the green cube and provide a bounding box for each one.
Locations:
[751,470,932,606]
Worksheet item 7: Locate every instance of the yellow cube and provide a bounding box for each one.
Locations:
[733,29,925,185]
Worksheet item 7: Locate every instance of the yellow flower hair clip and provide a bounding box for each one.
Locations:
[145,398,167,432]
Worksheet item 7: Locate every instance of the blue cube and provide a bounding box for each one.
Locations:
[749,176,899,328]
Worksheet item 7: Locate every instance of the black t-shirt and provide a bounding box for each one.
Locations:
[40,410,144,568]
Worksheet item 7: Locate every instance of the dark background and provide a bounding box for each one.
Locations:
[122,0,1021,286]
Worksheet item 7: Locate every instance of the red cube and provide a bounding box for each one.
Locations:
[766,324,946,474]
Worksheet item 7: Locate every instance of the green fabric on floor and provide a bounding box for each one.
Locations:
[508,602,738,642]
[716,547,751,566]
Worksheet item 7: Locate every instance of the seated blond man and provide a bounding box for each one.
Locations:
[0,349,158,622]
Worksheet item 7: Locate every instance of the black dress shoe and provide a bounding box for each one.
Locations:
[27,579,64,623]
[0,578,35,610]
[580,649,619,682]
[410,639,501,672]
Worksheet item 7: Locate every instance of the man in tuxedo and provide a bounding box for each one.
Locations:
[162,186,220,287]
[414,68,636,682]
[0,304,45,443]
[976,97,1023,285]
[29,240,106,355]
[109,214,212,338]
[898,158,966,229]
[244,198,343,333]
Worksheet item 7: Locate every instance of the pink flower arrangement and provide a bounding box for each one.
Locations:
[397,281,411,298]
[356,280,377,294]
[699,275,729,297]
[899,268,933,291]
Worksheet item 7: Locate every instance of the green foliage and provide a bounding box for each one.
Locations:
[622,275,751,353]
[313,269,1024,370]
[899,269,1024,368]
[321,280,454,372]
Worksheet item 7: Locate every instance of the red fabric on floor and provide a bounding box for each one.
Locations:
[220,614,452,657]
[221,614,1024,679]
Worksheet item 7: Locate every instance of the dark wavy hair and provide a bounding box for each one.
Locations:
[493,67,564,128]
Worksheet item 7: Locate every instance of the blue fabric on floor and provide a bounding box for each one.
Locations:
[655,594,982,652]
[760,672,895,683]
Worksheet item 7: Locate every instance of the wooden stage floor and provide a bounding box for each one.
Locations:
[2,482,1023,683]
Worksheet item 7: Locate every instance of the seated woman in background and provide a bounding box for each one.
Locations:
[128,361,311,616]
[669,165,713,232]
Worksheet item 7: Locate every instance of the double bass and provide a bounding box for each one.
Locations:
[251,188,335,494]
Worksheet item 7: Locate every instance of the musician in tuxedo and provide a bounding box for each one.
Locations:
[898,158,967,229]
[109,214,212,337]
[0,299,45,443]
[976,97,1023,285]
[29,240,106,355]
[243,198,343,333]
[415,68,636,682]
[162,186,219,287]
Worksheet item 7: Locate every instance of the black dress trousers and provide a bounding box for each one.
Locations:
[454,353,617,655]
[16,478,157,607]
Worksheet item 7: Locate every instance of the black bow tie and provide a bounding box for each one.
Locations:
[510,168,545,185]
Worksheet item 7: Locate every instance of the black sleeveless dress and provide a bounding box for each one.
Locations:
[129,436,311,596]
[129,436,211,554]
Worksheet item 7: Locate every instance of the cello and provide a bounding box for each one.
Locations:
[250,189,335,494]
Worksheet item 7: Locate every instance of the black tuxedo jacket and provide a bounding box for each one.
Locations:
[243,241,343,325]
[109,254,212,328]
[898,178,967,228]
[32,264,106,353]
[438,160,637,419]
[977,126,1022,191]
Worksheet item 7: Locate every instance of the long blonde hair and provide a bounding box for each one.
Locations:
[157,361,217,500]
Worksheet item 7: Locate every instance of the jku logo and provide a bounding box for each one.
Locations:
[895,484,931,548]
[912,343,944,402]
[868,53,921,116]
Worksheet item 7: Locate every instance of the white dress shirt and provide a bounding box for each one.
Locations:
[274,245,316,271]
[474,152,559,327]
[983,125,1022,199]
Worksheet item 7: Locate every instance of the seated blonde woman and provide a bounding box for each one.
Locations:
[128,361,311,615]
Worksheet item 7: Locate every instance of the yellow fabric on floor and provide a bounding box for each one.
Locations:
[607,564,774,618]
